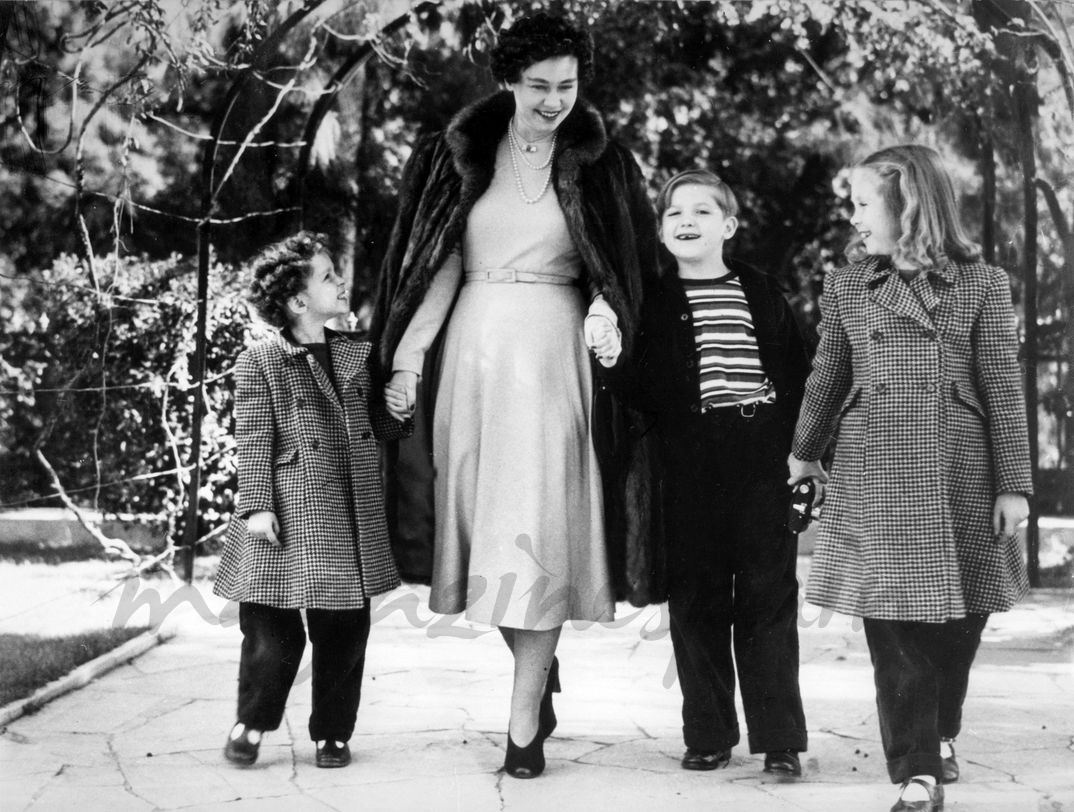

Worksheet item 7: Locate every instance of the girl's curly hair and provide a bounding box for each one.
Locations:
[246,231,330,328]
[490,11,594,85]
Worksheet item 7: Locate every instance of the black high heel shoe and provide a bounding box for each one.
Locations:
[504,731,546,779]
[538,656,561,740]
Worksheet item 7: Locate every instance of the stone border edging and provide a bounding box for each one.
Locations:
[0,627,176,727]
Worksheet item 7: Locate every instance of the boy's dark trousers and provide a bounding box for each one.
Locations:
[236,602,371,742]
[661,402,807,754]
[863,613,987,783]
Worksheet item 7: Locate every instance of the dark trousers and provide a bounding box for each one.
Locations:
[661,404,807,754]
[236,602,372,742]
[863,613,987,783]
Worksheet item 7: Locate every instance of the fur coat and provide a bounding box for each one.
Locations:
[370,91,665,606]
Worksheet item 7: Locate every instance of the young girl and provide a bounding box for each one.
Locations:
[213,231,411,769]
[789,145,1032,811]
[612,169,810,777]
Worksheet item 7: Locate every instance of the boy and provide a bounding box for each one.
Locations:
[612,170,810,776]
[214,231,411,768]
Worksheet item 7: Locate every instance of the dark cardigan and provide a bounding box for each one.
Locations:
[370,91,666,606]
[613,258,811,451]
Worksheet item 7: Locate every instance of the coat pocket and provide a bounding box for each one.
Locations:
[838,384,863,418]
[274,446,299,468]
[951,381,986,421]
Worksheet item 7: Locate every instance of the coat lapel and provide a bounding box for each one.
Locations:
[869,260,935,330]
[327,329,368,400]
[276,330,349,413]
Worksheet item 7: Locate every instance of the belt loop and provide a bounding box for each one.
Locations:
[738,402,757,418]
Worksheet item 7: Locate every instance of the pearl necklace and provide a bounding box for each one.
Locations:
[511,118,554,154]
[509,120,555,169]
[507,130,555,205]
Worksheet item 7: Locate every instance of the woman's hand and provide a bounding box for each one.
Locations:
[993,492,1029,537]
[247,511,281,547]
[585,315,622,368]
[385,371,418,422]
[787,453,828,506]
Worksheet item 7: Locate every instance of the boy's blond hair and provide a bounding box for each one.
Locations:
[656,169,740,219]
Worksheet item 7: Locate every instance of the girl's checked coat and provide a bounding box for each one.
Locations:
[214,330,412,610]
[793,258,1033,622]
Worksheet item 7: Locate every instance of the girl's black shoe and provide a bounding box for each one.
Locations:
[538,656,561,740]
[504,731,546,779]
[223,723,261,766]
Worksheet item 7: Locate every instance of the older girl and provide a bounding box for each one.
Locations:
[789,145,1032,812]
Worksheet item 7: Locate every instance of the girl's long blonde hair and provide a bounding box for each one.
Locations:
[846,144,981,268]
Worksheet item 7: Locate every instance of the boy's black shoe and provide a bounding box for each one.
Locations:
[763,749,802,777]
[316,740,351,768]
[681,748,731,770]
[224,723,261,766]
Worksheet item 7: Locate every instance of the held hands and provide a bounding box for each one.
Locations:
[584,315,622,368]
[247,511,281,547]
[993,492,1029,538]
[385,371,418,422]
[787,453,829,507]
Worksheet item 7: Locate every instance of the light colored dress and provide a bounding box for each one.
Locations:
[392,137,614,630]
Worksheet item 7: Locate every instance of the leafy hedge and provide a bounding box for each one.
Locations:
[0,252,267,547]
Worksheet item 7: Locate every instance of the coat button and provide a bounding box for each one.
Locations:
[310,439,320,451]
[870,330,884,342]
[680,313,690,321]
[295,398,306,409]
[923,382,936,392]
[356,386,365,398]
[924,330,937,340]
[689,404,699,413]
[874,382,887,394]
[361,431,372,440]
[685,358,696,368]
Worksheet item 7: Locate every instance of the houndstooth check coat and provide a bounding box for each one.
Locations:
[792,257,1033,622]
[213,329,412,610]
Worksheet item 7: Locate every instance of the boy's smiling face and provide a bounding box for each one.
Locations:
[292,252,350,321]
[660,183,738,265]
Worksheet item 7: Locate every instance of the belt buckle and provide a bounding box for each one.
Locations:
[738,401,758,418]
[489,269,517,283]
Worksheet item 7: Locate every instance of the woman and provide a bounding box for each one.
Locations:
[371,12,662,779]
[789,145,1032,812]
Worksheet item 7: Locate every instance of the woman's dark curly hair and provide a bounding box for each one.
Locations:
[246,230,330,328]
[490,12,594,84]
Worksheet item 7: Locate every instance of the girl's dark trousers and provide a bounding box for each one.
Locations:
[863,613,988,783]
[236,601,371,742]
[660,402,808,754]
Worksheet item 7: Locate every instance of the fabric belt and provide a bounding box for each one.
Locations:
[465,268,575,286]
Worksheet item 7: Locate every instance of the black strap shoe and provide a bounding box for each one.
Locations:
[890,777,944,811]
[223,723,261,766]
[764,749,802,778]
[681,747,732,771]
[940,739,959,783]
[316,740,352,768]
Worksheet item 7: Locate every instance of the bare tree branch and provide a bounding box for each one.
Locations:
[35,449,142,565]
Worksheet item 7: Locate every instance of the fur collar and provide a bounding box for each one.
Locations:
[445,90,608,179]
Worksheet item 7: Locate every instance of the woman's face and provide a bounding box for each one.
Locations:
[849,167,901,257]
[507,55,579,139]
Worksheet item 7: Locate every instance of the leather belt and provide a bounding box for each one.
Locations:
[465,268,575,286]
